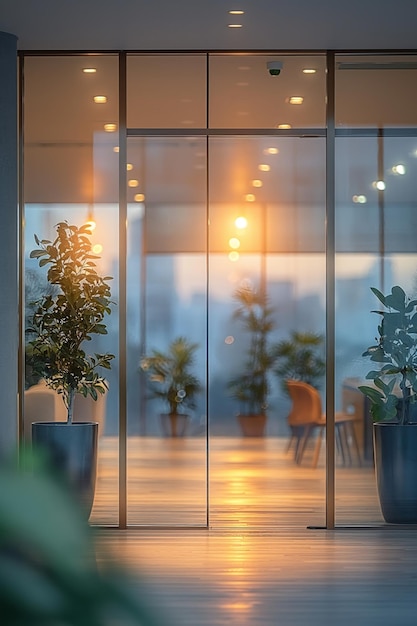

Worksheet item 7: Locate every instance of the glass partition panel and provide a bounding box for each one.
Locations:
[127,54,207,128]
[23,55,119,526]
[208,135,326,528]
[336,54,417,128]
[126,136,208,525]
[209,54,326,129]
[335,54,417,525]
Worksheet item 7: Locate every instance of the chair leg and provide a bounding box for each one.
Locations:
[312,426,325,468]
[296,424,313,465]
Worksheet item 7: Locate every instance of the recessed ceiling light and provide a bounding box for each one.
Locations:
[126,163,133,171]
[352,194,367,203]
[258,164,270,172]
[93,95,107,103]
[392,164,406,175]
[229,10,244,14]
[82,68,96,74]
[235,216,248,229]
[372,180,386,190]
[302,68,317,74]
[288,96,304,105]
[228,24,243,28]
[104,123,117,132]
[113,146,119,153]
[128,179,139,187]
[134,193,145,202]
[252,179,263,188]
[277,123,292,129]
[264,147,279,155]
[229,237,241,249]
[245,193,256,202]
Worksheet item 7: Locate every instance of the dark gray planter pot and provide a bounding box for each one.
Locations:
[32,422,98,518]
[373,422,417,524]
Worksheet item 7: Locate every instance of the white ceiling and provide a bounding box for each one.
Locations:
[1,0,417,51]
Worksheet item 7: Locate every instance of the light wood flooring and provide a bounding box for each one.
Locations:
[91,437,417,626]
[90,435,381,528]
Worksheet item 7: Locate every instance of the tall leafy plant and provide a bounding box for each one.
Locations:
[26,222,114,423]
[227,285,277,415]
[359,285,417,424]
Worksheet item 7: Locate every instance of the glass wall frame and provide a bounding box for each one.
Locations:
[20,49,417,529]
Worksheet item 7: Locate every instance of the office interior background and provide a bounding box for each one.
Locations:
[1,1,417,530]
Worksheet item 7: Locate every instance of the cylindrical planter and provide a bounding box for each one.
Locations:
[237,414,267,437]
[32,422,98,518]
[373,422,417,523]
[160,413,188,437]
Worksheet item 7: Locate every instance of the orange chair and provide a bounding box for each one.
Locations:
[286,380,361,468]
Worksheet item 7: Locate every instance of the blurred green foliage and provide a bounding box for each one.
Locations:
[0,450,165,626]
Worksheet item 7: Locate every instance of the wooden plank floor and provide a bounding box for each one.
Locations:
[95,525,417,626]
[90,436,382,528]
[92,437,417,625]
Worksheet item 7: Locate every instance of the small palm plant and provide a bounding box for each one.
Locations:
[227,284,277,416]
[272,331,325,394]
[26,222,115,423]
[140,336,202,416]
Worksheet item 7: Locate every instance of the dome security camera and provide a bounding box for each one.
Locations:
[267,61,283,76]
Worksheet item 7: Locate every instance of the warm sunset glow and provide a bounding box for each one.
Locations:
[235,216,248,229]
[229,237,241,249]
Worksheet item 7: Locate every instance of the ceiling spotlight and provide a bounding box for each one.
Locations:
[372,180,386,190]
[277,123,292,129]
[104,123,117,132]
[288,96,304,105]
[302,68,317,74]
[82,68,96,74]
[93,95,107,104]
[392,164,406,175]
[258,164,270,172]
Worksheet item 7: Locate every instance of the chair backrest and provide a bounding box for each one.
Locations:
[286,380,323,426]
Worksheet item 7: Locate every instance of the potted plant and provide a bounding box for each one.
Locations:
[272,330,325,394]
[227,284,277,436]
[26,221,114,516]
[359,285,417,523]
[140,336,202,437]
